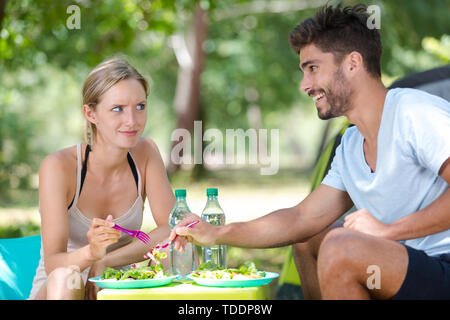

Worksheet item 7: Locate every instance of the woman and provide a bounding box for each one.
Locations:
[29,58,175,300]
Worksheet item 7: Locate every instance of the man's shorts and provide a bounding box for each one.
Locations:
[392,245,450,299]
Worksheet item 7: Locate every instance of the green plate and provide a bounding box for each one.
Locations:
[187,272,279,287]
[88,275,179,289]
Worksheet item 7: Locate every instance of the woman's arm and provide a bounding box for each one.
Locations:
[141,138,175,226]
[94,138,174,268]
[39,152,120,275]
[98,224,171,268]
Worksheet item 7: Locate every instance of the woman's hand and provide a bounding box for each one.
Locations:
[86,215,121,261]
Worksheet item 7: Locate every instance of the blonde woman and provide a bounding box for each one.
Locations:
[29,58,175,300]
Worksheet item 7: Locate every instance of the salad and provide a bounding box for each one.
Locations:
[189,261,266,280]
[101,245,170,281]
[143,246,167,265]
[101,264,169,281]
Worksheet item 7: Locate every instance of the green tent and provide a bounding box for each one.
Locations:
[275,122,351,299]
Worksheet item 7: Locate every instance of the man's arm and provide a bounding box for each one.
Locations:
[385,157,450,241]
[170,184,354,250]
[344,157,450,241]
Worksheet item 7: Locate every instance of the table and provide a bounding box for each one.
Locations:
[97,279,270,300]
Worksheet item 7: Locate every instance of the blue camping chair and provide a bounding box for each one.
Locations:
[0,235,41,300]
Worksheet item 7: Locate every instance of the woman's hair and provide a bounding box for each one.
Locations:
[82,58,149,145]
[289,3,382,78]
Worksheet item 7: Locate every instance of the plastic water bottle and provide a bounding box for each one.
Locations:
[169,189,196,278]
[201,188,227,269]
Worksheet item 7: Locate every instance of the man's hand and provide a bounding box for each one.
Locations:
[343,209,391,238]
[169,213,220,252]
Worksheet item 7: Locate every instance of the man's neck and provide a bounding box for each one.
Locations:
[345,78,388,147]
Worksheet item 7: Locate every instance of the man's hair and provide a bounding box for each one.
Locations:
[289,3,382,77]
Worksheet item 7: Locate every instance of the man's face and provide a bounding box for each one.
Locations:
[299,44,353,120]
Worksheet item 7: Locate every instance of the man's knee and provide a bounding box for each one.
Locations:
[293,220,344,260]
[317,228,361,279]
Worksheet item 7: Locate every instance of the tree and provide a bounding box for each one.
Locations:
[0,0,7,30]
[168,3,208,174]
[0,0,449,205]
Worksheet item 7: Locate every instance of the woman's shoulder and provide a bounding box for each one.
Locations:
[130,138,161,161]
[129,138,166,183]
[38,145,80,200]
[40,144,80,175]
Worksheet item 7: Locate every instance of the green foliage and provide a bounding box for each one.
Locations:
[1,0,199,69]
[422,35,450,63]
[202,11,315,129]
[0,65,85,205]
[0,221,40,238]
[372,0,450,76]
[0,0,449,206]
[0,95,38,203]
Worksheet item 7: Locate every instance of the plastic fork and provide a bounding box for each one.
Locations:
[144,220,199,259]
[112,224,151,245]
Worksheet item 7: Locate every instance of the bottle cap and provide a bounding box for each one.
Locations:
[206,188,218,196]
[175,189,186,198]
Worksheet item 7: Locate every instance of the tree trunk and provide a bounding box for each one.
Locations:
[0,0,8,31]
[167,3,208,175]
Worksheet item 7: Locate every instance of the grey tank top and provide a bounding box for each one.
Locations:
[29,144,144,299]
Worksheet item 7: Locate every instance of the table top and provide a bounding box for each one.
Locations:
[97,279,271,300]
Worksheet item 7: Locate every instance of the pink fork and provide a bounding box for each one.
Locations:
[112,224,151,245]
[144,220,199,259]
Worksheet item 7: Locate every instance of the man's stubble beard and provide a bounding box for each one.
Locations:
[318,67,354,120]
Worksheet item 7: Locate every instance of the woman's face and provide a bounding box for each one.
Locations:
[91,78,147,149]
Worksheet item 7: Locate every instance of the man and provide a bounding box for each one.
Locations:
[169,3,450,299]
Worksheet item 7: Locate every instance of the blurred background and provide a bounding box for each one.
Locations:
[0,0,449,279]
